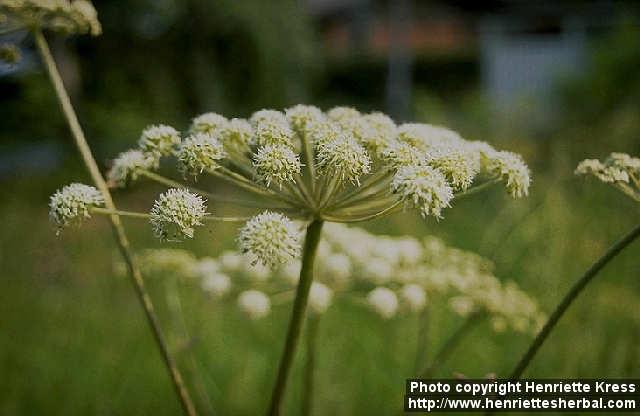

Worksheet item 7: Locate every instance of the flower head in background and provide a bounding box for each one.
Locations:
[367,287,399,319]
[576,152,640,201]
[138,124,181,159]
[237,290,271,320]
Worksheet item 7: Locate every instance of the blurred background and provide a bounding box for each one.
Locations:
[1,0,639,414]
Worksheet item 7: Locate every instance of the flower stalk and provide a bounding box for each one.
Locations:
[507,223,640,380]
[268,220,324,416]
[33,30,197,416]
[301,314,320,416]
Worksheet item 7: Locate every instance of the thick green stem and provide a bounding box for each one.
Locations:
[508,223,640,380]
[268,220,324,416]
[301,315,320,416]
[34,30,197,416]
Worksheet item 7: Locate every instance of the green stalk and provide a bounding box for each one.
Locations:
[268,220,324,416]
[34,30,197,416]
[301,315,320,416]
[507,223,640,380]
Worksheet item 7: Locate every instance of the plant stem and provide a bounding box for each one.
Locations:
[301,315,320,416]
[412,307,430,374]
[91,207,250,223]
[322,200,402,223]
[138,170,293,209]
[418,313,484,378]
[34,30,197,416]
[507,223,640,380]
[268,220,324,416]
[454,178,501,201]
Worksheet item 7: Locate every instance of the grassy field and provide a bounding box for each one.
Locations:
[1,150,638,415]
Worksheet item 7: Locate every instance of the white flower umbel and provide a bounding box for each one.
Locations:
[238,211,301,267]
[286,104,324,134]
[429,148,479,191]
[400,284,427,312]
[238,290,271,320]
[49,183,104,230]
[484,151,530,198]
[392,164,454,218]
[251,110,295,147]
[576,152,640,202]
[253,144,302,188]
[107,149,156,187]
[177,132,226,177]
[221,118,254,148]
[308,282,333,315]
[317,135,371,185]
[367,287,399,319]
[138,124,181,158]
[56,105,533,415]
[202,273,231,297]
[190,112,228,135]
[150,188,207,241]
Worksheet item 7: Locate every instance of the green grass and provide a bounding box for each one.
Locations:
[0,162,638,415]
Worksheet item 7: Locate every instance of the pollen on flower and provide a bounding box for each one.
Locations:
[49,183,104,230]
[391,164,454,218]
[149,188,207,241]
[238,211,301,267]
[237,290,271,319]
[107,149,156,187]
[177,132,226,177]
[138,124,181,158]
[190,112,228,135]
[252,144,302,187]
[316,135,371,185]
[484,151,531,198]
[367,287,399,319]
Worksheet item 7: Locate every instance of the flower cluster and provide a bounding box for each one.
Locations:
[127,223,543,333]
[149,188,207,241]
[576,152,640,201]
[49,183,104,230]
[53,105,531,271]
[1,0,101,36]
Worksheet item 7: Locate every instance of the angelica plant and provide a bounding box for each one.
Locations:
[50,103,531,414]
